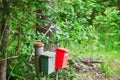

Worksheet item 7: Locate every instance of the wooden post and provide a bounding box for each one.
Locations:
[56,70,58,80]
[34,42,44,74]
[42,76,46,80]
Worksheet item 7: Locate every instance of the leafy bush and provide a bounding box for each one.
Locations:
[93,7,120,50]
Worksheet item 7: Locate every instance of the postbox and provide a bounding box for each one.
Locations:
[55,48,69,69]
[40,51,55,75]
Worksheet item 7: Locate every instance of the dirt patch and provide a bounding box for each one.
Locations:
[68,58,120,80]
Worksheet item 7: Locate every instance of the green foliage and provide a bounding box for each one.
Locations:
[99,64,111,77]
[94,7,120,50]
[0,0,119,79]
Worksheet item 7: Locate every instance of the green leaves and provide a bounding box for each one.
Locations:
[3,0,120,79]
[93,7,120,50]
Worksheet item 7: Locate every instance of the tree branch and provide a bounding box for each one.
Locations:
[0,56,18,62]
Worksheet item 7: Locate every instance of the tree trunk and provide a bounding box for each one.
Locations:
[0,0,10,80]
[0,27,10,80]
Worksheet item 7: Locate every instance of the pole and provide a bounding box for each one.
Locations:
[34,42,44,74]
[56,70,58,80]
[42,76,46,80]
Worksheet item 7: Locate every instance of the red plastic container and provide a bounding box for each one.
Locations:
[55,48,69,69]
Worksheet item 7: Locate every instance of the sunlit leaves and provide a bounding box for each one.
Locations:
[93,7,120,49]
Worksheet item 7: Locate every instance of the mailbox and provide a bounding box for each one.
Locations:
[55,48,69,69]
[40,51,55,75]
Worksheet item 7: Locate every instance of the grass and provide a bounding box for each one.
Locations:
[65,42,120,79]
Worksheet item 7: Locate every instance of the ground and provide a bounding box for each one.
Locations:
[68,50,120,80]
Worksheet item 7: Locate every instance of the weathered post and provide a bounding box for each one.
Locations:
[56,70,58,80]
[34,42,44,74]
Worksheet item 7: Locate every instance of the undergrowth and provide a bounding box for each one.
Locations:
[65,42,120,79]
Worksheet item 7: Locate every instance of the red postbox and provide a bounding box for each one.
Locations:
[55,48,69,69]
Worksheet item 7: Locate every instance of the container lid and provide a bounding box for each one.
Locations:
[56,48,70,53]
[34,42,44,47]
[41,51,55,57]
